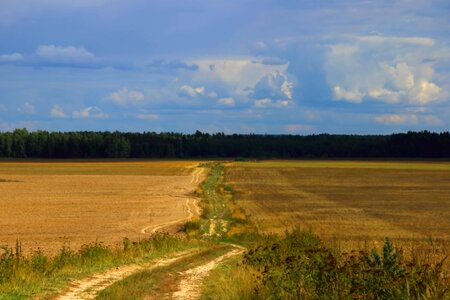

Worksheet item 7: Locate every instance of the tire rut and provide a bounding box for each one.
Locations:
[141,167,205,235]
[54,249,198,300]
[171,246,245,300]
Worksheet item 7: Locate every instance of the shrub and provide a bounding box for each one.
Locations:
[242,230,449,299]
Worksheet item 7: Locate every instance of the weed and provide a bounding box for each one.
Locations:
[30,249,49,274]
[0,246,15,284]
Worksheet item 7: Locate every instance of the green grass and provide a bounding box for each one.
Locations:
[200,256,256,300]
[184,162,254,242]
[0,234,205,299]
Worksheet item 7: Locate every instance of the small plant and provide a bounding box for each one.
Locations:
[52,244,76,271]
[222,184,234,193]
[30,248,50,274]
[0,246,15,284]
[184,220,201,232]
[79,242,111,263]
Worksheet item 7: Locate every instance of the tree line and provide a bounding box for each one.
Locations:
[0,129,449,159]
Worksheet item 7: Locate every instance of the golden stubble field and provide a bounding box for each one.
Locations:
[225,160,450,257]
[0,161,205,254]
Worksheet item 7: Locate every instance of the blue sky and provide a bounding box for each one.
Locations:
[0,0,449,134]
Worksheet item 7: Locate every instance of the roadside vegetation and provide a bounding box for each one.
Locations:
[0,234,206,299]
[202,229,449,299]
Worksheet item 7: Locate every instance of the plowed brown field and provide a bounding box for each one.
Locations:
[0,161,205,254]
[225,161,450,252]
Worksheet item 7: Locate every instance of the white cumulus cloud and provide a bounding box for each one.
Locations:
[333,86,364,103]
[17,102,35,114]
[411,80,442,105]
[191,58,289,98]
[326,35,447,105]
[179,85,205,97]
[0,52,23,62]
[254,98,273,108]
[368,87,405,103]
[73,107,108,119]
[217,97,235,106]
[252,71,293,102]
[50,105,67,118]
[358,35,435,47]
[105,88,145,106]
[374,114,418,125]
[36,45,95,62]
[330,45,359,56]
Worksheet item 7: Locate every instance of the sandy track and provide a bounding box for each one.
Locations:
[140,168,204,234]
[55,249,198,300]
[172,246,245,300]
[140,197,200,234]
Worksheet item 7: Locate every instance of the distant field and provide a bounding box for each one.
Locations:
[0,160,197,175]
[0,161,204,254]
[225,160,450,252]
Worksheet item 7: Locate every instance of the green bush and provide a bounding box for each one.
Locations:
[242,230,449,299]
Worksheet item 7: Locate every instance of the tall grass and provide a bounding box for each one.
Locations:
[202,229,449,299]
[0,233,204,299]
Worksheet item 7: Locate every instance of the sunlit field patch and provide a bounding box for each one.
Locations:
[225,160,450,261]
[0,160,204,254]
[0,160,200,176]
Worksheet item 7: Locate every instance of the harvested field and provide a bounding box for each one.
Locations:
[0,161,205,254]
[225,161,450,252]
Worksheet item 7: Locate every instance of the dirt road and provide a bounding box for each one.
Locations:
[171,247,245,300]
[54,246,244,300]
[55,250,198,300]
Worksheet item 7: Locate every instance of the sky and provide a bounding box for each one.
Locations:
[0,0,449,134]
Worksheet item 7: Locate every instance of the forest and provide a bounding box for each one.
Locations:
[0,129,449,158]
